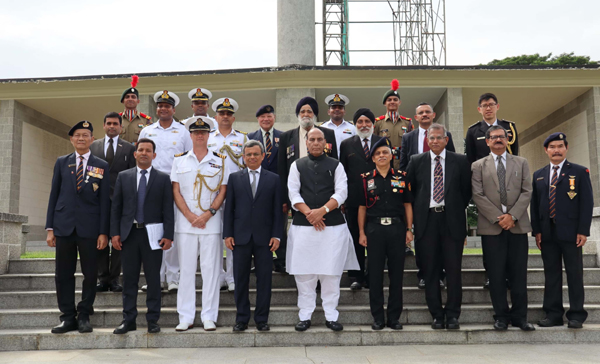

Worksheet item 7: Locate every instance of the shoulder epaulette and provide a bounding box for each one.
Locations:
[235,129,247,135]
[361,172,371,178]
[209,129,216,133]
[468,121,480,129]
[213,151,226,159]
[176,119,185,125]
[400,115,412,121]
[375,115,385,121]
[118,112,124,116]
[140,112,152,120]
[175,151,189,157]
[501,119,515,124]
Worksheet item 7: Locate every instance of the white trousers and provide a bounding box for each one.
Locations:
[176,232,221,324]
[160,240,179,284]
[294,274,342,321]
[219,241,234,285]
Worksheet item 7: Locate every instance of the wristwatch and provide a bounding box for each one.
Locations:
[406,228,414,233]
[511,215,517,222]
[323,206,330,214]
[208,208,217,216]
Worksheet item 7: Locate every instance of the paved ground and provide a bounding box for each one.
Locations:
[0,344,597,364]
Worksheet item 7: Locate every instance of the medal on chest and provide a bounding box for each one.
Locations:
[567,175,577,199]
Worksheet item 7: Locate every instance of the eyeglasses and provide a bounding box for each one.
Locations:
[479,103,497,109]
[427,136,446,141]
[487,135,506,141]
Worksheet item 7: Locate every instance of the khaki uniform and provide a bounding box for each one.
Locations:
[119,111,153,143]
[373,112,413,169]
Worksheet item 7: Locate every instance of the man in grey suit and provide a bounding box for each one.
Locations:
[90,112,136,292]
[471,125,535,331]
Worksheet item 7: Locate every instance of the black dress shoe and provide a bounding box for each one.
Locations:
[109,281,123,292]
[147,321,161,333]
[96,282,110,292]
[233,322,248,332]
[371,321,385,330]
[405,246,415,256]
[387,321,403,330]
[431,318,445,330]
[446,317,460,330]
[514,322,535,331]
[439,280,446,290]
[256,322,270,331]
[326,320,344,331]
[113,321,136,334]
[295,320,311,331]
[493,320,508,331]
[418,279,425,289]
[350,281,362,291]
[537,318,564,327]
[78,318,93,333]
[273,264,286,273]
[568,320,583,329]
[483,278,490,289]
[51,320,78,334]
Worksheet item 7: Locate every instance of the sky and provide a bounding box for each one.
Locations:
[1,0,599,79]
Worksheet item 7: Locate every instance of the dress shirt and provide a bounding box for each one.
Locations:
[492,151,508,213]
[288,158,348,209]
[484,119,499,127]
[248,166,261,189]
[103,135,119,156]
[138,119,192,174]
[418,127,427,154]
[136,166,152,190]
[361,134,373,152]
[76,151,91,172]
[429,149,446,208]
[549,159,566,197]
[299,127,309,159]
[260,128,273,148]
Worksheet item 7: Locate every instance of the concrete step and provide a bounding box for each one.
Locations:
[1,285,600,309]
[0,304,599,330]
[2,268,600,292]
[8,254,597,274]
[3,324,600,351]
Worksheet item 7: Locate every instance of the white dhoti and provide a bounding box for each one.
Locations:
[287,223,359,321]
[176,232,222,324]
[160,241,179,284]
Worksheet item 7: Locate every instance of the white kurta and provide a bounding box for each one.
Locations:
[286,160,359,275]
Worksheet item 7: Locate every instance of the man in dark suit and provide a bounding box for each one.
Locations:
[340,108,381,290]
[223,140,283,332]
[276,97,337,272]
[90,112,136,293]
[109,138,174,334]
[400,102,455,288]
[45,121,110,334]
[531,132,593,329]
[406,123,471,330]
[247,105,282,174]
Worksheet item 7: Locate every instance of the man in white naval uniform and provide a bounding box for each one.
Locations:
[207,97,247,292]
[182,88,216,126]
[171,116,229,332]
[139,90,193,292]
[287,128,359,332]
[320,94,355,158]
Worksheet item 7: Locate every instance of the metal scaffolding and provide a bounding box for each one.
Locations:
[321,0,447,66]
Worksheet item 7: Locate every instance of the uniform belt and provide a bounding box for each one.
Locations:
[429,206,445,213]
[133,222,145,229]
[368,216,403,225]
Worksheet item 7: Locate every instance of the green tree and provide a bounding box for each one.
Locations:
[486,52,598,66]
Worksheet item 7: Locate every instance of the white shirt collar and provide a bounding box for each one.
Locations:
[137,166,152,175]
[248,166,261,174]
[551,159,566,170]
[491,151,507,161]
[485,119,498,127]
[77,150,91,160]
[104,135,119,144]
[429,148,446,160]
[261,127,273,135]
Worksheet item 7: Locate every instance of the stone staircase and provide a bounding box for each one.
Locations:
[1,254,600,351]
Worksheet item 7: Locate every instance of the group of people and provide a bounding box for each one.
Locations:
[44,76,593,335]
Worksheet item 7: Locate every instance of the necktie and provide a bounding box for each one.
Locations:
[76,155,84,192]
[433,155,444,203]
[265,131,272,164]
[497,155,507,206]
[549,165,559,218]
[423,130,430,152]
[250,170,258,198]
[136,170,147,223]
[106,138,115,166]
[363,138,369,158]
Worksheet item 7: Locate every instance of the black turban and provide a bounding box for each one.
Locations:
[353,108,375,124]
[295,97,319,117]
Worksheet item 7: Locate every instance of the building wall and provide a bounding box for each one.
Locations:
[19,123,72,240]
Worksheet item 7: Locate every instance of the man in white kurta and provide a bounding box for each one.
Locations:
[171,116,229,332]
[207,97,247,291]
[287,128,359,332]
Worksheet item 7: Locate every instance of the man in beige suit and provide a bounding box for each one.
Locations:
[471,125,535,332]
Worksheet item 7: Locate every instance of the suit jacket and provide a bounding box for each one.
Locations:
[277,126,338,204]
[45,153,110,239]
[90,138,136,198]
[223,168,283,245]
[110,167,174,242]
[399,129,456,171]
[530,160,593,242]
[465,119,519,164]
[339,134,382,208]
[406,151,472,241]
[471,153,532,235]
[247,128,282,174]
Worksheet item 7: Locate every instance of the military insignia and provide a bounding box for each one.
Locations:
[343,129,353,134]
[68,164,76,168]
[287,145,295,159]
[477,136,486,140]
[400,181,406,188]
[569,175,576,191]
[138,123,144,128]
[209,162,222,169]
[367,179,375,190]
[172,130,179,133]
[196,88,204,97]
[381,129,389,137]
[175,151,188,157]
[333,94,341,102]
[173,141,177,145]
[537,177,544,180]
[82,121,89,127]
[223,98,231,107]
[266,106,272,112]
[402,126,407,132]
[559,134,564,139]
[92,182,99,192]
[568,191,577,199]
[361,172,371,178]
[391,180,400,187]
[161,90,170,99]
[393,188,398,192]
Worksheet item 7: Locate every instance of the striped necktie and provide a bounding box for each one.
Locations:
[433,155,444,203]
[363,138,369,158]
[549,165,559,218]
[76,155,84,192]
[265,131,272,164]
